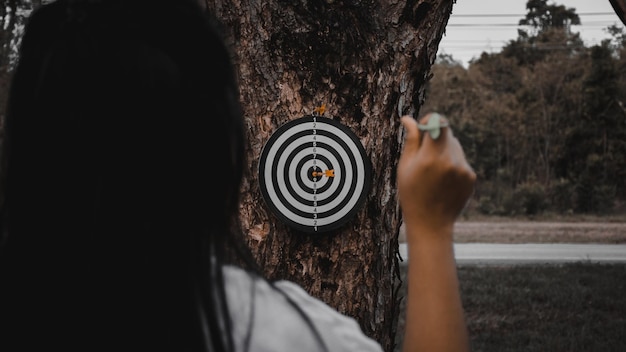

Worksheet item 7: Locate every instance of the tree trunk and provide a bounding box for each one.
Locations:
[0,0,18,125]
[206,1,453,350]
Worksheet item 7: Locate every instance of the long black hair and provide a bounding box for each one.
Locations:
[0,0,258,350]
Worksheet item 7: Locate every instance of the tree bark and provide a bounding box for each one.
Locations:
[0,0,19,125]
[206,1,453,350]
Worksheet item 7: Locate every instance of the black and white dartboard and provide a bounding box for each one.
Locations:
[258,115,372,233]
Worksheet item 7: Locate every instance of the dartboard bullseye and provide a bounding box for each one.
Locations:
[258,115,372,233]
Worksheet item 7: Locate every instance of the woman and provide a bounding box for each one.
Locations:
[0,1,474,351]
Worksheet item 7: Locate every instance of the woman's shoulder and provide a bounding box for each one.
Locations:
[222,265,383,352]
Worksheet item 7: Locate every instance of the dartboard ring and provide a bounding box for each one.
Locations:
[258,115,372,233]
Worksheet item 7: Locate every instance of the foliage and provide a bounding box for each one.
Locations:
[424,0,626,216]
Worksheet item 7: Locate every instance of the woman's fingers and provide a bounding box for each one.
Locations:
[417,113,449,152]
[398,113,476,220]
[400,115,421,156]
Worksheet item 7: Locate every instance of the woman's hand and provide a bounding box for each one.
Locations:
[397,113,476,242]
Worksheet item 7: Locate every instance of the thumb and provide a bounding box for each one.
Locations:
[400,115,422,155]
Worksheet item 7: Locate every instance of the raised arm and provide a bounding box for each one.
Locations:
[397,113,475,352]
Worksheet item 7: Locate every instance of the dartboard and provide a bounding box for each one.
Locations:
[258,115,372,233]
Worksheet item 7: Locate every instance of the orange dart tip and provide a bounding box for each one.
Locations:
[312,169,335,178]
[314,104,326,115]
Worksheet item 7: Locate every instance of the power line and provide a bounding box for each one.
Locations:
[448,23,525,27]
[445,20,620,29]
[451,12,615,17]
[447,23,618,27]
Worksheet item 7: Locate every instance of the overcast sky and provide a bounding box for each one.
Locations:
[438,0,623,66]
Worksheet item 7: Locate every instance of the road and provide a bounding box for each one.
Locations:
[398,243,626,265]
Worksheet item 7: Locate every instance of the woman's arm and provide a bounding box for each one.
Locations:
[397,114,475,352]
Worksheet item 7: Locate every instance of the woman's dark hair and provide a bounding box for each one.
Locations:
[0,0,258,350]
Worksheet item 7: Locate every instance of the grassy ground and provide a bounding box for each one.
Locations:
[394,263,626,352]
[452,221,626,244]
[399,214,626,244]
[394,216,626,352]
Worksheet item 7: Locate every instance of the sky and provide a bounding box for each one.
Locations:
[438,0,624,67]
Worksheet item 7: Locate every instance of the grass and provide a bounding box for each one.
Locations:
[394,262,626,352]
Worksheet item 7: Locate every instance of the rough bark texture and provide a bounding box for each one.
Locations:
[0,0,18,124]
[206,1,453,350]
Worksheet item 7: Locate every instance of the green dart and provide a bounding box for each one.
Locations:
[417,113,448,140]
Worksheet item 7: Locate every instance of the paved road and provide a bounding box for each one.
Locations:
[398,243,626,265]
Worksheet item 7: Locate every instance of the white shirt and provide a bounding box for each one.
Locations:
[223,265,384,352]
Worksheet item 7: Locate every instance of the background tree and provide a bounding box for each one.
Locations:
[566,43,626,212]
[504,0,582,66]
[425,0,626,216]
[519,0,580,36]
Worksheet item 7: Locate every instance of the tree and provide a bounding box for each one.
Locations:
[564,43,626,213]
[0,0,20,126]
[0,0,48,142]
[502,0,582,66]
[206,1,454,350]
[519,0,580,36]
[609,0,626,25]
